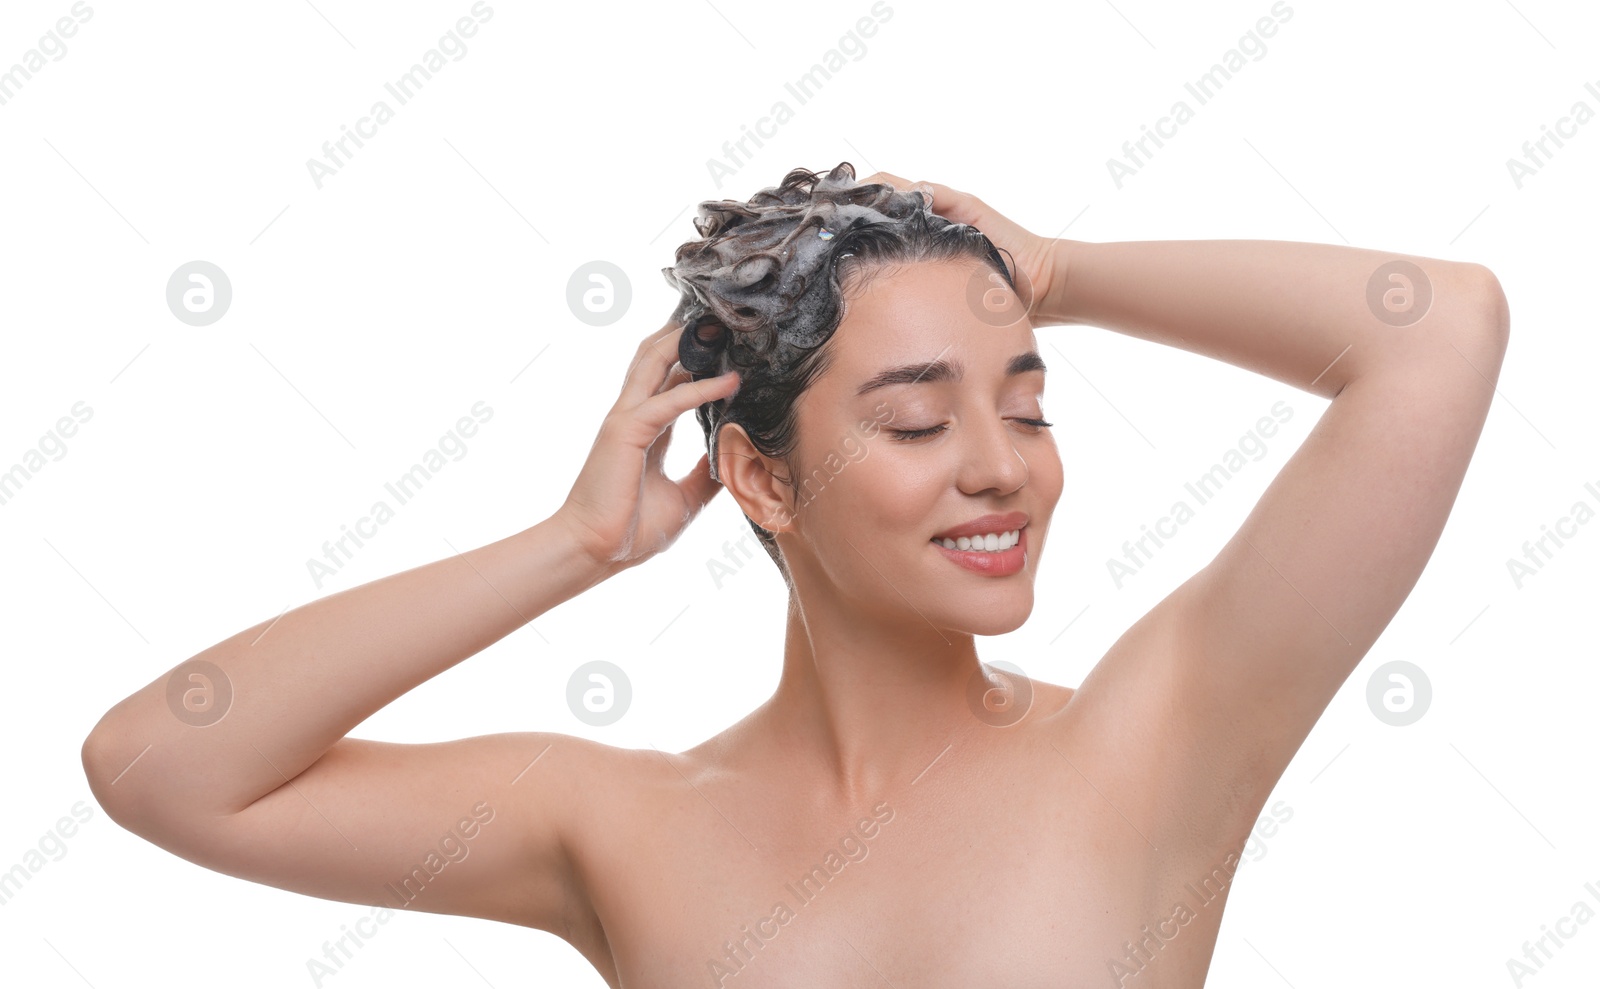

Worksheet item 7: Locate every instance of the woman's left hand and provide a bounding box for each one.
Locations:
[862,170,1071,324]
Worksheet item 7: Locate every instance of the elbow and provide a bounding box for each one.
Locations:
[82,706,232,837]
[81,709,142,828]
[80,718,125,822]
[1462,262,1511,355]
[1423,262,1508,379]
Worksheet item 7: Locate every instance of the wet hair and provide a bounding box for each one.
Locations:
[662,161,1017,583]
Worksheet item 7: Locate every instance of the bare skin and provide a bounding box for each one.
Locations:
[81,174,1510,988]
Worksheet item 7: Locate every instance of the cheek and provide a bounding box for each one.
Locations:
[842,446,946,530]
[1036,441,1065,503]
[794,438,918,534]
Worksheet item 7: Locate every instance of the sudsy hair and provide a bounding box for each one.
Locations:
[662,161,1016,581]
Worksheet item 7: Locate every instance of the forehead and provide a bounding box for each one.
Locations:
[827,259,1038,376]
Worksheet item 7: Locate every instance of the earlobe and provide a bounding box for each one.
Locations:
[715,422,796,534]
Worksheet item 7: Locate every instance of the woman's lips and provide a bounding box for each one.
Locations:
[930,526,1026,576]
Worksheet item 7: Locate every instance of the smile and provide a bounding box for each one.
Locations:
[929,526,1027,576]
[931,529,1020,552]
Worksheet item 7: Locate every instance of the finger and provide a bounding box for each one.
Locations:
[646,419,674,472]
[861,171,928,203]
[920,180,1037,256]
[645,367,695,467]
[675,451,724,512]
[860,170,911,188]
[627,369,740,442]
[619,321,683,406]
[863,171,959,216]
[655,360,692,398]
[618,321,687,408]
[913,180,983,224]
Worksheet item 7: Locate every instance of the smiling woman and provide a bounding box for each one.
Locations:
[658,161,1051,587]
[82,160,1509,989]
[663,166,1065,610]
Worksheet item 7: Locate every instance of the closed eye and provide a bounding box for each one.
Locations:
[887,418,1053,442]
[887,425,945,441]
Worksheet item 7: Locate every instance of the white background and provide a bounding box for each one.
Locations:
[2,0,1596,986]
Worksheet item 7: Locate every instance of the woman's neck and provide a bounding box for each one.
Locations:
[750,590,988,806]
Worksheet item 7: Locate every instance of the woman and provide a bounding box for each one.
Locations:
[81,162,1509,987]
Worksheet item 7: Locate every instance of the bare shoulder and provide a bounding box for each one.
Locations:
[1029,595,1255,848]
[1009,668,1077,725]
[541,730,709,790]
[498,731,696,969]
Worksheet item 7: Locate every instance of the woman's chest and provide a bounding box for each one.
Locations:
[576,772,1232,989]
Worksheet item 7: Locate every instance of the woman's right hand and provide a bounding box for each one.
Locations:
[553,320,742,573]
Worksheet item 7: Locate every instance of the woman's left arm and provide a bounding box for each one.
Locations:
[1053,238,1509,829]
[1046,238,1505,399]
[863,171,1509,837]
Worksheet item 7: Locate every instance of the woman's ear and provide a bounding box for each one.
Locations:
[715,422,796,534]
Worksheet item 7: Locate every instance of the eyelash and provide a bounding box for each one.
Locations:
[888,418,1054,442]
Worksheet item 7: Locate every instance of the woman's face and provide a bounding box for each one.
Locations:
[776,258,1064,636]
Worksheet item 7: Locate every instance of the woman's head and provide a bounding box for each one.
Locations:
[663,163,1060,631]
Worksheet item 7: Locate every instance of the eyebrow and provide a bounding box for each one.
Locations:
[855,351,1047,397]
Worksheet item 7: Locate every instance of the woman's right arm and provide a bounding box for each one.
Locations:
[80,320,742,935]
[80,517,615,934]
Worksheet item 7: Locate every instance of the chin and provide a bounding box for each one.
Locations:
[936,595,1035,638]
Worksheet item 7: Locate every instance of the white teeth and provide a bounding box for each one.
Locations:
[936,528,1020,552]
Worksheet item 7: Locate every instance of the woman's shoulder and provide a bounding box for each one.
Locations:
[980,664,1077,728]
[1028,677,1077,722]
[509,728,736,798]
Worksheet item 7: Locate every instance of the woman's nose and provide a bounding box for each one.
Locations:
[956,419,1030,495]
